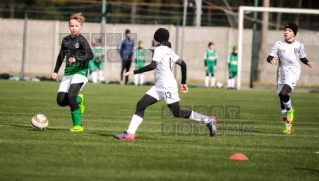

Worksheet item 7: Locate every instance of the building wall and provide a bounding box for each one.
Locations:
[0,18,318,87]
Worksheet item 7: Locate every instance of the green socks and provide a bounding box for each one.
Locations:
[76,96,82,104]
[71,109,81,126]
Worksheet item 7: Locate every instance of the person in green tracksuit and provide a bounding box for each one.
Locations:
[204,42,218,88]
[134,40,146,85]
[227,45,238,89]
[89,40,105,83]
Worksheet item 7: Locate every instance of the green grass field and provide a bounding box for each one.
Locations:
[0,80,318,181]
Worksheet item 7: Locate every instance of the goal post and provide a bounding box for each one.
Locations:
[237,6,319,90]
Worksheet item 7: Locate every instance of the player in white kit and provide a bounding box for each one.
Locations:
[267,22,313,134]
[114,28,217,140]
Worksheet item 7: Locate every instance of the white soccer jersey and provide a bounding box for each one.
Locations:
[152,45,180,89]
[269,40,307,84]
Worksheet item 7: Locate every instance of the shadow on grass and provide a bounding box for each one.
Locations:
[89,133,196,142]
[88,132,116,137]
[3,124,67,131]
[294,167,319,174]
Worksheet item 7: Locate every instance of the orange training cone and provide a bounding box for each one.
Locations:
[230,153,248,161]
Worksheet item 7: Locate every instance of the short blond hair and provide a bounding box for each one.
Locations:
[69,13,85,24]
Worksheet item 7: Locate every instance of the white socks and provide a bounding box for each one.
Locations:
[205,76,215,87]
[227,79,231,88]
[231,78,235,87]
[91,71,98,84]
[228,78,235,88]
[134,74,139,85]
[134,74,144,85]
[211,77,215,87]
[205,76,209,87]
[188,111,211,124]
[140,73,144,85]
[98,70,105,81]
[126,114,143,134]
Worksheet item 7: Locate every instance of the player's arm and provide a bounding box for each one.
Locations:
[204,59,207,70]
[299,44,313,68]
[227,55,230,70]
[203,52,207,68]
[133,49,137,64]
[176,58,187,84]
[300,57,309,64]
[101,47,105,60]
[133,61,157,74]
[176,58,188,93]
[53,42,68,73]
[266,56,274,63]
[300,57,313,68]
[74,37,94,62]
[117,39,123,52]
[267,42,279,66]
[118,39,124,59]
[123,61,157,76]
[267,55,279,66]
[53,50,64,73]
[52,44,67,79]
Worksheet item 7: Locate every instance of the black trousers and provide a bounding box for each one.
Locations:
[278,84,292,110]
[56,83,82,111]
[120,59,132,84]
[134,94,192,119]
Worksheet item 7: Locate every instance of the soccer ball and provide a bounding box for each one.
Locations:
[31,114,49,130]
[216,82,223,88]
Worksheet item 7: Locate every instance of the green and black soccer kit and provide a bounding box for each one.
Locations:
[53,34,94,127]
[228,53,238,78]
[54,34,93,77]
[204,49,217,76]
[135,48,146,69]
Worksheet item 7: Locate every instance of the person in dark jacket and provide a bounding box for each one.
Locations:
[118,29,135,84]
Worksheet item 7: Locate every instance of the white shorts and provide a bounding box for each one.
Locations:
[58,74,88,93]
[277,79,297,94]
[146,86,180,104]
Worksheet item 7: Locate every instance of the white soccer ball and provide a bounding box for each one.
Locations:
[216,82,223,88]
[31,114,49,130]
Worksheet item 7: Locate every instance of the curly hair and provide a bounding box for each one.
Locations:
[69,13,85,24]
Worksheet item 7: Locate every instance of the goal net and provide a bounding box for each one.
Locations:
[234,6,319,90]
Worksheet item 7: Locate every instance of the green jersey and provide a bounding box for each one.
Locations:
[65,61,89,76]
[92,46,104,62]
[204,49,217,63]
[228,53,238,72]
[135,48,146,68]
[54,34,94,77]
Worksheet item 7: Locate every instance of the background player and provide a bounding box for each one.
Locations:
[267,22,313,134]
[89,40,105,84]
[227,45,238,89]
[204,42,218,88]
[114,28,217,140]
[51,13,94,132]
[134,40,146,86]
